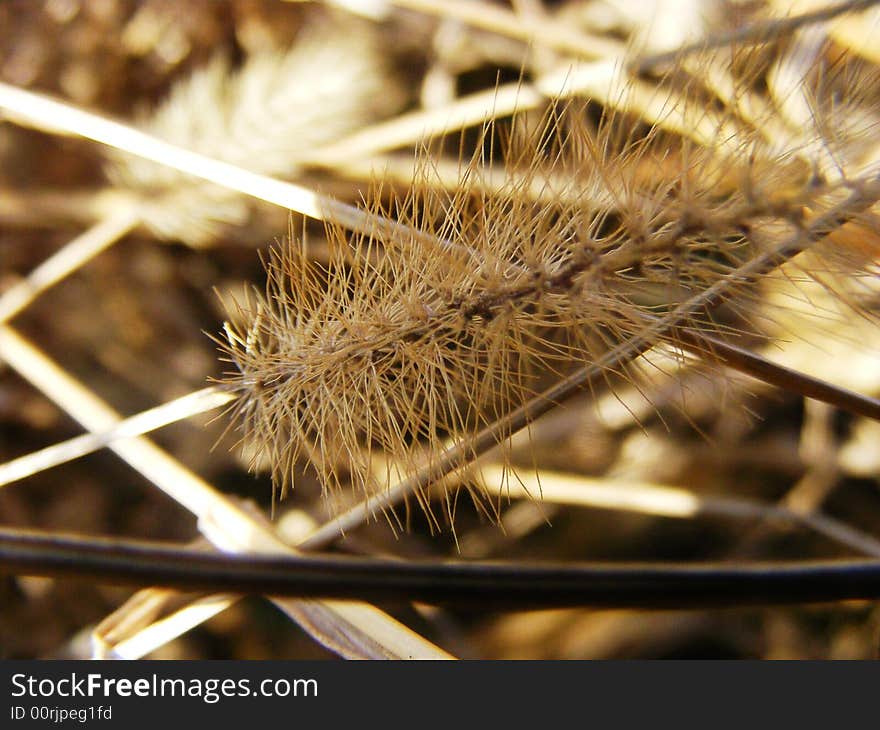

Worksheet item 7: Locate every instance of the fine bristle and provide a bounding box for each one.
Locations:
[219,37,880,522]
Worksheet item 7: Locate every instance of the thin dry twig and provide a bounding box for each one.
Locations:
[0,205,141,324]
[0,325,453,659]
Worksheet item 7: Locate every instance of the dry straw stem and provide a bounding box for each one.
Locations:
[0,326,452,659]
[474,465,880,558]
[0,205,142,324]
[302,57,746,170]
[1,3,869,245]
[90,517,316,659]
[85,538,235,659]
[365,0,625,60]
[5,321,878,492]
[91,586,196,659]
[0,387,234,488]
[300,0,880,171]
[96,593,236,660]
[104,16,403,246]
[0,79,415,251]
[5,381,880,619]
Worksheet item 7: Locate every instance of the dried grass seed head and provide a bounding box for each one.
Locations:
[221,34,880,524]
[105,16,405,246]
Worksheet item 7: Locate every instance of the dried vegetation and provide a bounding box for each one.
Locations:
[2,0,880,659]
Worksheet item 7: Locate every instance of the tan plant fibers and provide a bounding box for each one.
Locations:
[105,17,403,246]
[220,54,880,520]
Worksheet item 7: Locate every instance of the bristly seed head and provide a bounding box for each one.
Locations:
[219,48,880,525]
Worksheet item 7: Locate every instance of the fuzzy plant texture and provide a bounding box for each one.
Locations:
[105,17,404,247]
[218,36,880,522]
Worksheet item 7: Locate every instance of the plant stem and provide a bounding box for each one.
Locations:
[4,527,880,609]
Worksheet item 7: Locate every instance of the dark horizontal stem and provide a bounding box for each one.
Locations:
[3,527,880,610]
